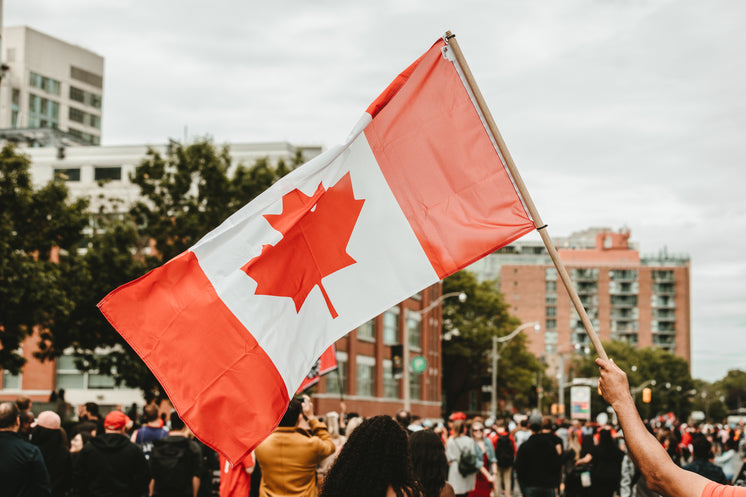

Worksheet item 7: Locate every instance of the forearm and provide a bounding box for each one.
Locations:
[609,384,706,497]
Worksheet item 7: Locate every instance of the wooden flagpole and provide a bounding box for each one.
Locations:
[444,31,608,362]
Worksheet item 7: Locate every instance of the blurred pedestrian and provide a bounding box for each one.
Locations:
[254,396,335,497]
[468,421,496,497]
[320,415,421,497]
[0,401,52,496]
[410,429,455,497]
[446,419,479,497]
[30,411,72,497]
[73,410,149,497]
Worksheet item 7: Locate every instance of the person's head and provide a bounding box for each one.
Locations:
[170,411,186,431]
[345,416,364,438]
[143,404,160,423]
[542,415,554,431]
[320,415,419,497]
[0,402,20,430]
[278,398,304,428]
[692,434,712,460]
[103,410,130,434]
[471,422,485,440]
[70,430,92,452]
[725,439,737,451]
[452,419,468,436]
[598,427,614,447]
[528,413,542,432]
[409,429,448,497]
[35,411,61,430]
[396,409,412,430]
[18,409,35,434]
[81,402,100,420]
[15,395,31,411]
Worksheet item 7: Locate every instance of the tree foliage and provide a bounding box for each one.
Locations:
[572,340,695,420]
[0,145,89,373]
[0,139,302,397]
[441,270,543,414]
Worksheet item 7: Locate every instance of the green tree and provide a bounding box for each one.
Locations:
[572,340,695,420]
[67,139,301,395]
[442,270,543,415]
[0,145,89,373]
[714,369,746,413]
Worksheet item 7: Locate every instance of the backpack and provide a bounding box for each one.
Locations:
[457,440,478,477]
[150,437,195,496]
[495,433,514,468]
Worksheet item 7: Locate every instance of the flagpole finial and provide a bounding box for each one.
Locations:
[444,31,456,43]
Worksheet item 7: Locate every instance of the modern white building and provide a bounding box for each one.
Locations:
[0,26,104,145]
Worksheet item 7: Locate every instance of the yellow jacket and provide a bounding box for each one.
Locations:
[255,418,336,497]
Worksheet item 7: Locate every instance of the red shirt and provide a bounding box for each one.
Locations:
[702,482,746,497]
[218,453,253,497]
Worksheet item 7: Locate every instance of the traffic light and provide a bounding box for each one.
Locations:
[391,344,403,379]
[642,387,652,403]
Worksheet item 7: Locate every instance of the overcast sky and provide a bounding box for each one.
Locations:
[6,0,745,382]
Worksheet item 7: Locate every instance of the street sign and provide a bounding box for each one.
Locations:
[411,356,427,373]
[571,385,591,421]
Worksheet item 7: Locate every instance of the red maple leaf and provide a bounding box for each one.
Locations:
[241,172,365,318]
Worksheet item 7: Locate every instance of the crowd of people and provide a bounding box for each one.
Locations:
[2,366,746,497]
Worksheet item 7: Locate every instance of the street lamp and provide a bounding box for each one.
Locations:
[403,290,467,411]
[490,321,541,420]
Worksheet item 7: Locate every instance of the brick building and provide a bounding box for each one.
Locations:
[469,227,691,379]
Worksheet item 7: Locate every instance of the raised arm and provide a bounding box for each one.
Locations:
[595,358,707,497]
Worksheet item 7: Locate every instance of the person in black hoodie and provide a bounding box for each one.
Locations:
[149,411,203,497]
[30,411,72,497]
[73,410,149,497]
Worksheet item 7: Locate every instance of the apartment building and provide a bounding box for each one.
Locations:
[0,26,104,145]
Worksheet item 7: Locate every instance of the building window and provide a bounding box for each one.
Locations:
[54,168,81,181]
[546,319,557,330]
[410,372,421,401]
[67,127,100,145]
[383,306,400,345]
[382,359,399,398]
[55,354,117,390]
[28,94,59,128]
[407,311,421,350]
[94,167,122,181]
[69,107,85,124]
[1,370,21,390]
[357,319,375,341]
[546,281,557,292]
[11,89,20,128]
[29,71,61,95]
[356,355,375,397]
[545,268,557,281]
[70,66,103,89]
[546,306,557,317]
[326,351,347,395]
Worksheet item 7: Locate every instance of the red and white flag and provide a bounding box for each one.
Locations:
[296,344,338,394]
[98,37,535,463]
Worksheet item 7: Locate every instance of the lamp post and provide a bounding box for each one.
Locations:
[403,291,466,411]
[490,321,541,420]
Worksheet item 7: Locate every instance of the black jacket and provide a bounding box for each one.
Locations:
[0,431,52,497]
[73,432,149,497]
[515,432,562,488]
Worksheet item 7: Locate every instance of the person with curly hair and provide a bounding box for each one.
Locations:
[320,415,422,497]
[410,429,455,497]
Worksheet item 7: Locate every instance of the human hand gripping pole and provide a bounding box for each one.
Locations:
[595,358,710,497]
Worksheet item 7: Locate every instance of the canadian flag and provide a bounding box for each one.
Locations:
[98,37,535,463]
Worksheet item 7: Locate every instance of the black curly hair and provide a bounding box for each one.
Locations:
[409,430,448,497]
[320,415,421,497]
